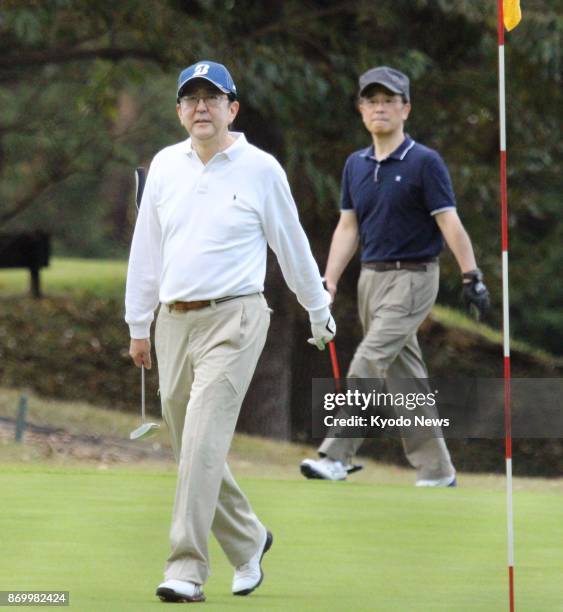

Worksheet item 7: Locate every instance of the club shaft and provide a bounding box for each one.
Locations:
[141,365,146,423]
[135,167,146,210]
[328,340,342,393]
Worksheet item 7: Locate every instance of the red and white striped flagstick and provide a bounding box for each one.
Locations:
[497,1,514,610]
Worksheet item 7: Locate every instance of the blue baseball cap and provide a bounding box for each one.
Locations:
[177,61,237,100]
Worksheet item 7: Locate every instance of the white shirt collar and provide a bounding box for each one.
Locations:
[184,132,247,161]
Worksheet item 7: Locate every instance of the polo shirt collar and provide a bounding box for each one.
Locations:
[390,135,415,160]
[360,135,416,162]
[222,132,247,160]
[184,132,248,161]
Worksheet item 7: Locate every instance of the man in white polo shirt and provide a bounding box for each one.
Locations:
[125,60,335,603]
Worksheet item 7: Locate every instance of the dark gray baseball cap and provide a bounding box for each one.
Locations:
[358,66,410,101]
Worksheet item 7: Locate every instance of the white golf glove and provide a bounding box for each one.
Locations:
[308,314,336,350]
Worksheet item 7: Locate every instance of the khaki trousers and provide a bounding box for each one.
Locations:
[155,293,271,584]
[319,264,455,481]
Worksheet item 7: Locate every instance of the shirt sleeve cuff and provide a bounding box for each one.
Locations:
[129,323,151,339]
[430,206,456,216]
[308,304,331,325]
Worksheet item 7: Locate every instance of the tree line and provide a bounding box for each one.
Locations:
[0,0,561,353]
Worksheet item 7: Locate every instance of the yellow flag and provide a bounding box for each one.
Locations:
[504,0,522,31]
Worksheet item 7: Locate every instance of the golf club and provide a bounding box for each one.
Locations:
[129,167,159,441]
[327,339,363,476]
[129,365,160,440]
[134,166,146,211]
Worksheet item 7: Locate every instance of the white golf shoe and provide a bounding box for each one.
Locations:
[156,579,205,603]
[300,456,348,481]
[416,475,457,487]
[232,527,273,596]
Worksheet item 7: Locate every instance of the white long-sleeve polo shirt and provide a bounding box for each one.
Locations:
[125,133,330,339]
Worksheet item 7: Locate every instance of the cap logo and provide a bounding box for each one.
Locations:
[193,64,210,76]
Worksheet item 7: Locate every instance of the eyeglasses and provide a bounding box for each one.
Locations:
[179,93,227,109]
[360,97,404,108]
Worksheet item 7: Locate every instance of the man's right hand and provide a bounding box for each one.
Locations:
[129,338,152,369]
[308,314,336,350]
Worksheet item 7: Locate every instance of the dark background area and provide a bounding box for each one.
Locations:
[0,0,561,353]
[0,1,561,476]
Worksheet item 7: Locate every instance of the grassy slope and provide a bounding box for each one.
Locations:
[1,387,563,491]
[1,257,560,369]
[428,305,561,368]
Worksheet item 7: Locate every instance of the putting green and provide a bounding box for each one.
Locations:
[0,466,561,611]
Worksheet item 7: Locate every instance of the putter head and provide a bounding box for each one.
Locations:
[129,422,160,441]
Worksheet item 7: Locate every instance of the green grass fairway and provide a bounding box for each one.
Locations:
[0,257,127,297]
[1,466,562,611]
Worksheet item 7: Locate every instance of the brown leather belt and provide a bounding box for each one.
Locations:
[167,295,242,312]
[362,259,437,272]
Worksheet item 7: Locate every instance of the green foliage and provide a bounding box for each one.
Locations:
[0,0,561,351]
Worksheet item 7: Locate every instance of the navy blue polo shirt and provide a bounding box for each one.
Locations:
[341,136,456,261]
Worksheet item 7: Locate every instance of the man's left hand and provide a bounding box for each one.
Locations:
[308,314,336,350]
[462,268,490,320]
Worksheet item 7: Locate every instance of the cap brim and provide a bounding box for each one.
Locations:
[177,76,231,98]
[359,80,403,96]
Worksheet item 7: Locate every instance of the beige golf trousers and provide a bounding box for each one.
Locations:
[319,263,455,481]
[155,293,271,584]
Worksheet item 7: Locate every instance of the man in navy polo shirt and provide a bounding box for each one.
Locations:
[301,66,489,485]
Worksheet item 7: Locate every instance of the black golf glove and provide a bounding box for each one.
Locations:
[462,268,490,320]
